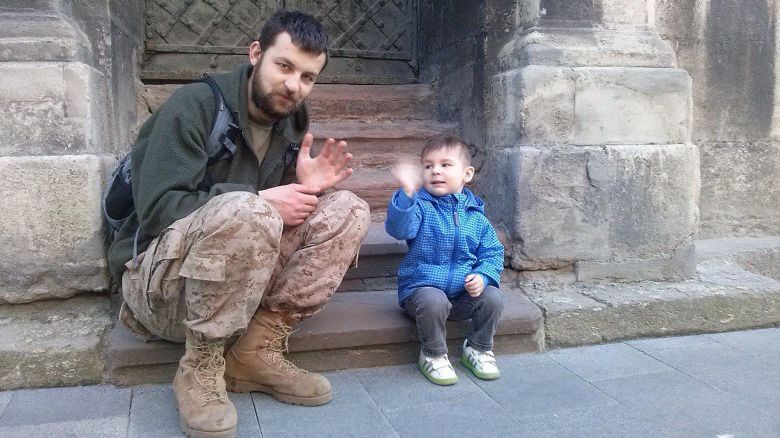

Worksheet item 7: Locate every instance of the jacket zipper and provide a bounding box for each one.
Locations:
[445,196,460,294]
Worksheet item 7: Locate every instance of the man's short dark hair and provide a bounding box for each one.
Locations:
[421,135,472,166]
[258,10,329,70]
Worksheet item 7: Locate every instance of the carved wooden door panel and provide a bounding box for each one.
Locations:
[141,0,417,84]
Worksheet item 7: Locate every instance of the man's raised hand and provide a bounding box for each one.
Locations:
[258,184,320,226]
[296,133,353,191]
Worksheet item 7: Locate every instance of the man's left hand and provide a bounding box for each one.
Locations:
[296,133,353,191]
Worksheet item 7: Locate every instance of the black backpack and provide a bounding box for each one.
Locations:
[102,74,241,242]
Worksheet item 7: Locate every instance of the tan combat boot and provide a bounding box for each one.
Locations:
[224,308,332,406]
[174,331,237,438]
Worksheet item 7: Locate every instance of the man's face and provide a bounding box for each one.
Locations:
[421,147,474,196]
[248,32,327,121]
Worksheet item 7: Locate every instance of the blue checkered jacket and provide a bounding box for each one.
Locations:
[385,187,504,306]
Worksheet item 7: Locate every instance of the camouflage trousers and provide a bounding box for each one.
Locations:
[121,190,370,342]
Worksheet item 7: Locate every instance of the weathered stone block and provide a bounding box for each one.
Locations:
[478,146,611,269]
[478,144,699,281]
[0,155,112,304]
[0,62,110,156]
[0,295,112,389]
[605,144,700,259]
[698,141,780,238]
[598,0,648,25]
[541,0,648,25]
[0,13,89,62]
[572,67,691,145]
[576,238,696,282]
[488,66,577,147]
[498,28,676,70]
[0,62,65,102]
[488,66,691,147]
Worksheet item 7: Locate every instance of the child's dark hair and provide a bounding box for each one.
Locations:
[421,135,472,166]
[258,11,329,70]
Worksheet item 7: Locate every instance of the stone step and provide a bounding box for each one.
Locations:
[309,120,456,212]
[340,221,405,287]
[336,170,398,214]
[309,120,457,158]
[141,84,453,215]
[307,84,435,121]
[142,83,436,121]
[106,289,544,386]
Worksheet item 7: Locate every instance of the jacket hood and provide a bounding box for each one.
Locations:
[417,187,485,212]
[209,63,309,144]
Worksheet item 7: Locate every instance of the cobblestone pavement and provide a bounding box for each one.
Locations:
[1,328,779,437]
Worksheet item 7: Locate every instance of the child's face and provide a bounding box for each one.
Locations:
[421,146,475,196]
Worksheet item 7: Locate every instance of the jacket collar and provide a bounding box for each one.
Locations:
[210,63,309,144]
[418,187,485,212]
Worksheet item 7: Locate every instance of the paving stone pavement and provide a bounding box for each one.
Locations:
[1,328,779,438]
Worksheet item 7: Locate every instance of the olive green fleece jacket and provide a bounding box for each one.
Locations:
[107,63,309,282]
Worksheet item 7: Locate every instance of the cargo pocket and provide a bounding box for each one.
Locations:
[178,252,226,323]
[179,252,226,282]
[145,227,186,313]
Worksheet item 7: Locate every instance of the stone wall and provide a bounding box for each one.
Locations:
[470,0,702,282]
[417,0,488,147]
[654,0,779,238]
[0,1,142,304]
[418,0,540,194]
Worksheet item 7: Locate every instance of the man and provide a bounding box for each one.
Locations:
[107,11,370,438]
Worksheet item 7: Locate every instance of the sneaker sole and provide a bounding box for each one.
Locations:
[460,356,500,380]
[418,362,458,386]
[177,411,236,438]
[224,377,332,406]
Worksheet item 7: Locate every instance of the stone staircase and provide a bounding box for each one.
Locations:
[107,83,544,385]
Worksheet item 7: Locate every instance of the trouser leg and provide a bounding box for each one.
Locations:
[121,191,283,342]
[403,287,452,357]
[259,190,370,321]
[447,286,504,352]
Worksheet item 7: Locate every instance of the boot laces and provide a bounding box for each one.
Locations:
[190,340,228,405]
[269,323,308,375]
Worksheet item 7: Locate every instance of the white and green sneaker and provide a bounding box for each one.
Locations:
[461,339,500,380]
[418,351,458,386]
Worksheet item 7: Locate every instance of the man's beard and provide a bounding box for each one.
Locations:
[250,66,301,120]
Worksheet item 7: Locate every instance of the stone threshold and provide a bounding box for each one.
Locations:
[106,289,544,386]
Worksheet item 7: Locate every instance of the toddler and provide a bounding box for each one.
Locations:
[385,135,504,385]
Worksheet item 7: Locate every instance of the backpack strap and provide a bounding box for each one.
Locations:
[200,74,240,164]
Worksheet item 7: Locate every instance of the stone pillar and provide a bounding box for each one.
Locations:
[479,0,700,282]
[0,1,143,390]
[0,1,141,304]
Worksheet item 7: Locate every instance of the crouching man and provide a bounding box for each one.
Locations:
[107,11,369,437]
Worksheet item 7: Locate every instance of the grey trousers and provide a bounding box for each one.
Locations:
[403,286,504,357]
